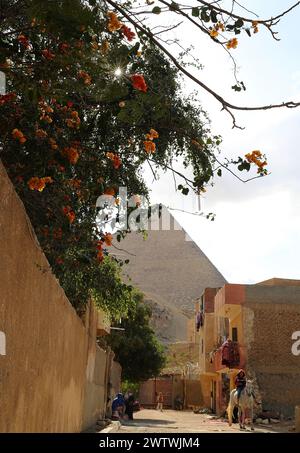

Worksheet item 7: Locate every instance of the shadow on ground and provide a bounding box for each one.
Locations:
[121,418,176,428]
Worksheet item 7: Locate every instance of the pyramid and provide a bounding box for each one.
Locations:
[117,206,227,342]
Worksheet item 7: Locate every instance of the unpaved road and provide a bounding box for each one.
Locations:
[117,409,293,433]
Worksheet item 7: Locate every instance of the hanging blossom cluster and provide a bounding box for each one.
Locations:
[96,233,113,262]
[245,150,268,175]
[106,152,122,169]
[28,176,53,192]
[144,128,159,154]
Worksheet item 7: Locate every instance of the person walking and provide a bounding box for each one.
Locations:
[156,392,164,412]
[125,391,135,420]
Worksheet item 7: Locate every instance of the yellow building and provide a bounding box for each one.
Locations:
[191,280,300,417]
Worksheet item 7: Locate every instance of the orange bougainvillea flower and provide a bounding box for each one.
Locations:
[145,128,159,140]
[68,178,81,189]
[113,155,122,169]
[66,211,76,223]
[62,205,75,223]
[48,138,58,150]
[216,22,225,32]
[226,38,238,49]
[96,240,104,262]
[40,114,53,124]
[12,128,26,144]
[210,29,219,38]
[245,150,268,174]
[131,74,147,92]
[106,152,114,160]
[62,147,79,165]
[42,176,53,184]
[18,34,30,48]
[66,110,81,129]
[62,205,71,215]
[106,152,122,169]
[28,176,53,192]
[35,128,48,138]
[104,187,116,196]
[68,148,79,165]
[42,49,55,60]
[78,70,92,85]
[107,11,122,32]
[252,21,259,33]
[144,140,156,154]
[121,25,135,42]
[104,233,113,246]
[59,42,69,54]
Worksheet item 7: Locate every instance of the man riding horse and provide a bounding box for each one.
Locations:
[228,369,259,430]
[235,369,246,403]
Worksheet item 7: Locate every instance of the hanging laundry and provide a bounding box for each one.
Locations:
[220,339,240,368]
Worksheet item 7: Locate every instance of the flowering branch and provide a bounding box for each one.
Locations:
[105,0,300,129]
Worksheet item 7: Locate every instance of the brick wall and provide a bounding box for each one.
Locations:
[244,285,300,416]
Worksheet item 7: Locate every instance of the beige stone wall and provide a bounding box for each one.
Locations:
[0,163,116,432]
[244,285,300,416]
[185,379,203,407]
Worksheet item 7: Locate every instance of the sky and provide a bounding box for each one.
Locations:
[141,0,300,283]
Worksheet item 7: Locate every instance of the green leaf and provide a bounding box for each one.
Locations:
[178,184,183,190]
[169,2,180,11]
[152,6,161,14]
[182,187,189,195]
[217,169,222,177]
[210,9,218,23]
[201,10,210,23]
[192,7,199,17]
[235,18,244,28]
[245,28,251,37]
[232,84,242,92]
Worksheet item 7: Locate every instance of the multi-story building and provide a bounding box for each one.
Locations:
[191,279,300,417]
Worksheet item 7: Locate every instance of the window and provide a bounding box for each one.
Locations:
[232,327,238,342]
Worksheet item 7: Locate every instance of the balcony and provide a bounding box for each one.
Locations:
[213,341,245,373]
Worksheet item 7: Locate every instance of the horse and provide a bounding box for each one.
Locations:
[227,380,255,431]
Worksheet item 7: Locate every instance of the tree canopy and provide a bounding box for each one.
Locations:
[106,291,166,382]
[0,0,298,317]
